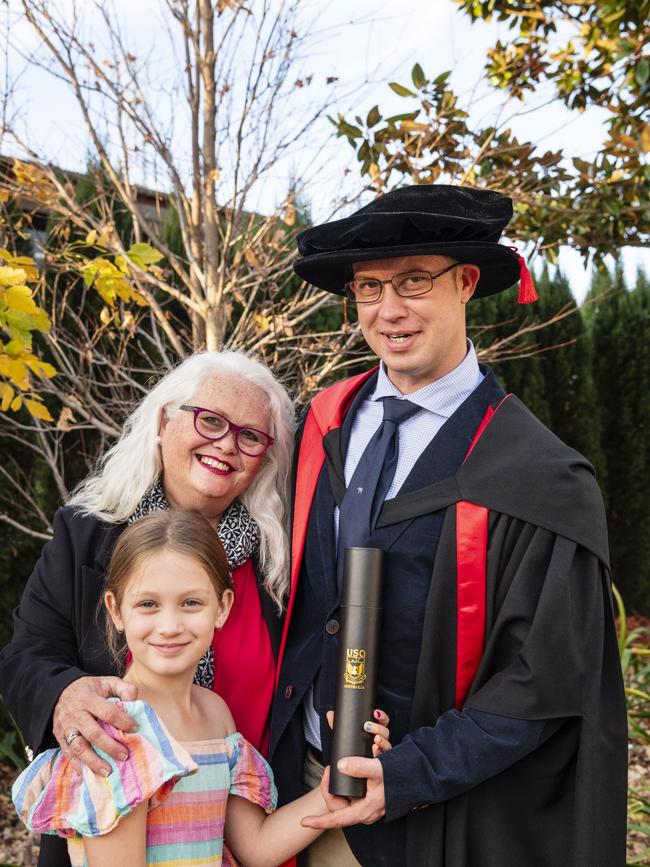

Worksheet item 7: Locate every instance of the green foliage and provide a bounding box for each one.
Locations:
[332,0,648,263]
[0,697,27,771]
[589,271,650,612]
[455,0,649,259]
[613,586,650,863]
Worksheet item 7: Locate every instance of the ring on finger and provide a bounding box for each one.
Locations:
[64,729,82,746]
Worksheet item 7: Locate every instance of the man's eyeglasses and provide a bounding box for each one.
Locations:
[344,263,459,304]
[179,405,274,457]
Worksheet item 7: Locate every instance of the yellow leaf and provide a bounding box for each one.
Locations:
[126,243,163,268]
[0,251,38,282]
[97,227,114,247]
[254,313,271,333]
[56,406,76,431]
[10,256,38,282]
[10,394,22,411]
[369,163,380,179]
[5,284,38,314]
[25,357,57,379]
[100,307,113,325]
[25,398,53,422]
[130,289,148,307]
[0,382,14,411]
[85,229,97,245]
[0,190,9,204]
[0,356,29,389]
[0,266,27,287]
[245,248,261,268]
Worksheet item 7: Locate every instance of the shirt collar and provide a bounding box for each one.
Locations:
[372,339,481,418]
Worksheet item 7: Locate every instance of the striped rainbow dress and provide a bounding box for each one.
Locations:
[12,699,277,866]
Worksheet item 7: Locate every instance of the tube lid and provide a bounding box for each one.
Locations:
[341,547,384,608]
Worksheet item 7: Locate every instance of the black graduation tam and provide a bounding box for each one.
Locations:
[294,184,537,302]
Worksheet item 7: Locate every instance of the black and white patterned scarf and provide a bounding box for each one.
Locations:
[128,479,260,688]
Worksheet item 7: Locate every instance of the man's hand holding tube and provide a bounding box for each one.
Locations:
[302,709,390,829]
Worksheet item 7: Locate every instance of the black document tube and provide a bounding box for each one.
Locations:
[329,546,384,798]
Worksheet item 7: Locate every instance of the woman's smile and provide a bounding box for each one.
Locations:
[196,453,234,475]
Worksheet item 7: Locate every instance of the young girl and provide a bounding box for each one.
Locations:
[12,510,390,867]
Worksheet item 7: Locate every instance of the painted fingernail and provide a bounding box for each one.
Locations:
[337,758,348,771]
[364,722,373,731]
[374,709,382,719]
[100,767,110,777]
[118,752,128,761]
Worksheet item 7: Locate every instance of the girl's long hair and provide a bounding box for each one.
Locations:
[68,351,295,609]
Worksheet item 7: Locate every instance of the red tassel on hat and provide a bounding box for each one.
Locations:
[510,247,538,304]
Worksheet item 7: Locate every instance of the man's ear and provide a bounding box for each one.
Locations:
[459,264,480,304]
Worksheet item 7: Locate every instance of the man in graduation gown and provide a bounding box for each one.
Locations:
[269,185,627,867]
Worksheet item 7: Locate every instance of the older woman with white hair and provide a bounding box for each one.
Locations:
[0,350,294,867]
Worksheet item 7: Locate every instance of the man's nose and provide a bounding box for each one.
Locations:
[376,282,408,318]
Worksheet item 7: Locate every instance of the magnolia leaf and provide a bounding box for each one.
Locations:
[24,397,53,422]
[389,82,416,98]
[367,105,381,127]
[400,120,429,132]
[641,124,650,153]
[411,63,427,89]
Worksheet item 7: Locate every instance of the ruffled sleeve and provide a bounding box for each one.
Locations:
[12,699,197,838]
[226,732,277,814]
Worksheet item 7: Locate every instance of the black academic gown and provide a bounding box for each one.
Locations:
[272,373,627,867]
